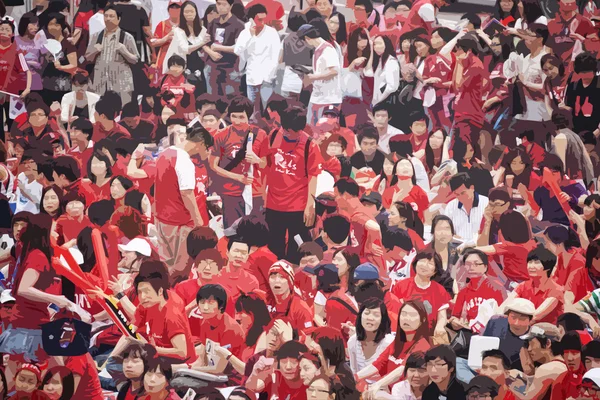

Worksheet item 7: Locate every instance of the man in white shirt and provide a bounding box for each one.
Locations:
[298,23,342,125]
[372,103,403,154]
[442,172,488,245]
[15,153,43,214]
[234,4,281,115]
[501,23,552,147]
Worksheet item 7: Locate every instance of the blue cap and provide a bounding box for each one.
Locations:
[353,262,380,280]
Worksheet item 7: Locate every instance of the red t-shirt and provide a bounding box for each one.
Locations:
[382,185,429,220]
[453,53,487,127]
[391,278,451,333]
[269,295,314,333]
[133,298,196,361]
[55,214,93,244]
[0,44,28,93]
[66,353,103,399]
[372,337,431,377]
[155,147,195,226]
[452,276,506,320]
[492,239,537,283]
[10,250,60,330]
[515,278,564,324]
[553,250,586,287]
[212,126,267,197]
[92,122,131,142]
[218,267,260,303]
[189,312,245,358]
[81,179,111,203]
[173,278,235,317]
[132,158,157,198]
[67,142,94,177]
[263,371,307,400]
[154,19,176,70]
[566,267,595,303]
[246,246,279,292]
[262,132,324,212]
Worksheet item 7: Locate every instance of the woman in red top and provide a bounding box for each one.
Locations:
[388,202,426,251]
[503,148,542,196]
[235,292,272,361]
[356,300,431,393]
[39,185,64,221]
[110,176,151,219]
[84,152,113,202]
[40,366,75,400]
[0,214,76,367]
[382,158,429,217]
[55,191,93,247]
[477,210,537,284]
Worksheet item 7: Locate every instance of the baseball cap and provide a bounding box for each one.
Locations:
[168,0,182,7]
[304,264,340,290]
[503,298,535,317]
[118,237,152,257]
[297,24,320,39]
[322,105,340,118]
[520,323,562,342]
[361,191,382,209]
[583,368,600,388]
[0,290,15,304]
[353,262,379,281]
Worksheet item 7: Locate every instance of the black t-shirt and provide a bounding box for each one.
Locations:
[113,3,149,42]
[422,378,466,400]
[565,76,600,134]
[350,150,385,175]
[206,15,245,68]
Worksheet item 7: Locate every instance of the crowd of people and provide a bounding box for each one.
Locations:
[4,0,600,398]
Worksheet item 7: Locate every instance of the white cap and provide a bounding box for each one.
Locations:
[583,368,600,387]
[118,238,152,257]
[503,298,536,317]
[0,290,16,304]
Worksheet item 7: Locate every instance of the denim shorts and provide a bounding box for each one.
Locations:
[0,326,46,363]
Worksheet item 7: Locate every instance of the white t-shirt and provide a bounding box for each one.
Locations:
[15,173,42,214]
[173,146,196,191]
[310,41,342,105]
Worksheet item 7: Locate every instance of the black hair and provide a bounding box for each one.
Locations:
[77,226,108,275]
[528,22,548,45]
[247,3,267,19]
[372,35,396,72]
[354,281,385,304]
[403,352,426,378]
[561,330,583,354]
[87,151,113,183]
[71,71,89,86]
[145,357,174,383]
[179,1,203,37]
[53,155,81,183]
[26,101,49,116]
[40,367,74,400]
[520,0,543,25]
[167,55,186,69]
[134,259,170,299]
[499,210,531,244]
[323,215,350,244]
[355,0,374,14]
[583,340,600,360]
[431,214,455,237]
[527,245,557,277]
[40,185,64,218]
[356,124,379,145]
[411,250,444,279]
[298,242,324,260]
[433,27,456,43]
[544,225,573,251]
[88,199,115,227]
[541,53,565,78]
[70,117,94,141]
[390,138,413,158]
[236,214,269,248]
[186,227,218,260]
[202,4,217,27]
[389,158,417,186]
[121,341,152,373]
[462,248,489,266]
[425,129,447,172]
[276,340,308,361]
[104,5,122,18]
[334,178,359,197]
[235,292,271,347]
[461,12,482,29]
[20,213,53,267]
[266,94,288,117]
[542,153,565,177]
[574,51,598,74]
[346,28,370,65]
[329,11,347,45]
[449,172,473,192]
[196,284,228,312]
[390,201,424,238]
[482,349,510,369]
[381,227,413,252]
[372,102,391,117]
[311,327,346,368]
[425,345,457,371]
[47,13,69,33]
[228,95,254,118]
[356,298,391,344]
[281,104,307,132]
[95,97,119,121]
[18,13,39,37]
[557,313,585,332]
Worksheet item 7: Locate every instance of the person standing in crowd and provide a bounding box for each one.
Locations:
[85,6,139,104]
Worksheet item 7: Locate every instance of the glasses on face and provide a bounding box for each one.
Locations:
[490,201,508,208]
[426,362,448,369]
[464,262,485,268]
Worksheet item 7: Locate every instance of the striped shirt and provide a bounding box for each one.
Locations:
[579,288,600,318]
[442,192,489,245]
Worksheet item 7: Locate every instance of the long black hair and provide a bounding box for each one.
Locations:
[346,27,370,65]
[372,35,395,71]
[329,11,347,46]
[520,0,544,25]
[40,367,75,400]
[20,213,52,265]
[503,147,533,189]
[495,0,519,23]
[235,292,272,348]
[180,1,203,37]
[392,201,425,238]
[424,129,447,172]
[40,185,65,219]
[356,298,391,344]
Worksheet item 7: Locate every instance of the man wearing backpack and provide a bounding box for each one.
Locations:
[262,104,324,263]
[85,5,139,104]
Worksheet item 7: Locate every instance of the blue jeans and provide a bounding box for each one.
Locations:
[456,357,476,384]
[247,82,274,113]
[204,64,241,96]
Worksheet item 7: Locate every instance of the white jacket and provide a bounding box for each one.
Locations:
[60,91,101,124]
